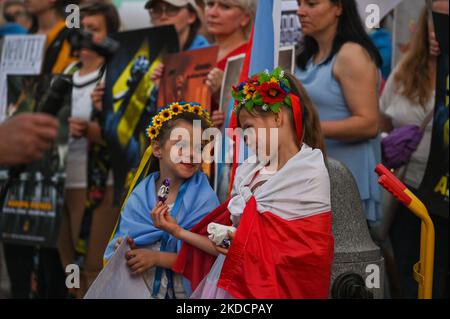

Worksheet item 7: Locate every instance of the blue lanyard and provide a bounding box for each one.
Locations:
[152,181,188,298]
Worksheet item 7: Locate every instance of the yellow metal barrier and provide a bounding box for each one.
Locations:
[376,164,435,299]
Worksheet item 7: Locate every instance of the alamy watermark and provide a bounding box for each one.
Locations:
[366,264,381,289]
[64,3,383,30]
[65,4,80,29]
[365,4,381,29]
[66,264,80,289]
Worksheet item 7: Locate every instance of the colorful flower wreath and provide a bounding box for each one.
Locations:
[231,67,292,114]
[146,102,214,140]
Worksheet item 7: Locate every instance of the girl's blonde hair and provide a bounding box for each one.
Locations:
[394,7,434,108]
[233,0,257,39]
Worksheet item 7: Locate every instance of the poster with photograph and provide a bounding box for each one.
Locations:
[0,35,46,122]
[279,46,296,74]
[157,46,219,111]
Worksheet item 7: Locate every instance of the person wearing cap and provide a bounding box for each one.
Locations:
[146,0,209,51]
[146,0,211,128]
[151,0,257,128]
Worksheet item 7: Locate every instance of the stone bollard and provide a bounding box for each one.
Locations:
[327,159,384,299]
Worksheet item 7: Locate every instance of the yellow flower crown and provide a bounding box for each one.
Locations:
[146,102,214,140]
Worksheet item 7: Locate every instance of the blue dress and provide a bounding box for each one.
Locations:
[296,56,382,222]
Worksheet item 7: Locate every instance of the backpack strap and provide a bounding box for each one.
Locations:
[65,61,82,76]
[42,27,72,74]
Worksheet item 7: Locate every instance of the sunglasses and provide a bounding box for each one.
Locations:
[148,4,186,18]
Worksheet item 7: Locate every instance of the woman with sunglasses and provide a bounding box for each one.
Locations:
[146,0,209,52]
[145,0,210,117]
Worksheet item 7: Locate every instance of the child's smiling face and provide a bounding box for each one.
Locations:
[153,120,203,180]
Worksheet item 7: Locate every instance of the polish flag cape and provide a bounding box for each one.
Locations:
[173,145,334,299]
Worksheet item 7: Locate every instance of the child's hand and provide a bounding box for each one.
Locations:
[69,117,89,138]
[429,30,441,57]
[114,237,136,251]
[126,237,137,249]
[213,231,235,255]
[114,237,123,252]
[151,202,182,237]
[125,249,159,275]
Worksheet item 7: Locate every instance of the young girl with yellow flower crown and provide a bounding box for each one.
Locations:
[103,102,219,299]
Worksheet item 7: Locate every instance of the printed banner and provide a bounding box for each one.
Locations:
[0,35,46,122]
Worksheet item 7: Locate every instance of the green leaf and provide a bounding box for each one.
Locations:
[284,97,292,107]
[273,67,282,78]
[271,103,281,113]
[233,92,244,101]
[245,100,254,110]
[254,95,263,105]
[259,72,270,84]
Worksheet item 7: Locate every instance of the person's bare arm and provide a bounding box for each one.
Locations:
[154,251,178,269]
[176,228,219,257]
[322,43,380,142]
[151,202,219,257]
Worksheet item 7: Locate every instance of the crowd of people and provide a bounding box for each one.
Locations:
[0,0,448,299]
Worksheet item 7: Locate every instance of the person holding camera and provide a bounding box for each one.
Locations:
[51,1,122,298]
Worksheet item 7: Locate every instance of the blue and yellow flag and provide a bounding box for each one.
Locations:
[103,26,179,201]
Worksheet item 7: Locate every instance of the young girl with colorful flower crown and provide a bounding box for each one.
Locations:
[103,102,220,299]
[151,68,335,299]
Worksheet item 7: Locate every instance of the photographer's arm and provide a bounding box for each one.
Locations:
[0,113,58,165]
